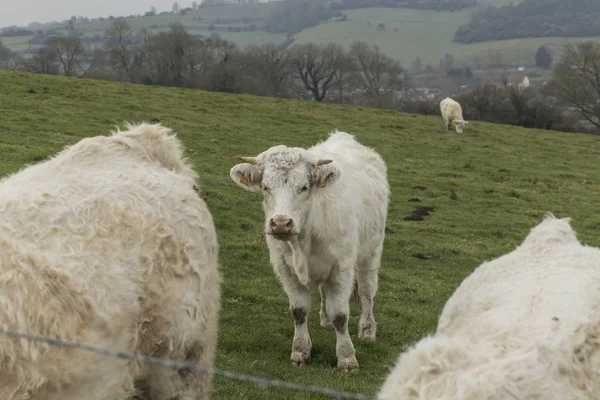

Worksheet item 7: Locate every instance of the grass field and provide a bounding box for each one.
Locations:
[294,7,600,66]
[1,70,600,398]
[4,0,600,67]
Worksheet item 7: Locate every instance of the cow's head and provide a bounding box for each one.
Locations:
[230,145,339,241]
[452,119,469,133]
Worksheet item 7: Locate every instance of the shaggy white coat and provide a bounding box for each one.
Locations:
[230,131,389,371]
[378,214,600,400]
[0,123,222,400]
[440,97,468,133]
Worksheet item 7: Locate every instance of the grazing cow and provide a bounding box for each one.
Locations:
[0,123,221,400]
[378,214,600,400]
[230,130,389,371]
[440,97,468,133]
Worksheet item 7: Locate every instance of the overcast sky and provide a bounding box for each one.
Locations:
[0,0,193,28]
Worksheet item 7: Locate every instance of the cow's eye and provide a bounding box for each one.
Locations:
[263,186,270,193]
[300,186,309,193]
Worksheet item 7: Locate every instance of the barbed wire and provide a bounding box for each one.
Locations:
[0,329,378,400]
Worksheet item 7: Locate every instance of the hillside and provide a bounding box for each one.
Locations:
[455,0,600,44]
[1,70,600,399]
[3,0,600,68]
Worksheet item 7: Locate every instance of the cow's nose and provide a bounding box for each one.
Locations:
[270,215,293,234]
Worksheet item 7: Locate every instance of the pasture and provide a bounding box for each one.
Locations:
[0,70,599,398]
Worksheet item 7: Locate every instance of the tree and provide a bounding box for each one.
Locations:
[329,44,352,103]
[150,6,158,15]
[192,1,199,9]
[411,56,423,73]
[172,2,180,13]
[349,41,408,107]
[0,39,12,69]
[145,23,194,86]
[46,36,85,76]
[535,46,552,69]
[240,43,292,97]
[289,42,341,102]
[439,53,454,70]
[546,41,600,130]
[104,18,140,82]
[24,47,59,75]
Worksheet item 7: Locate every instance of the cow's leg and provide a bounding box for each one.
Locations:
[36,354,134,400]
[323,267,358,371]
[276,262,313,366]
[357,245,382,341]
[139,268,221,400]
[319,283,334,330]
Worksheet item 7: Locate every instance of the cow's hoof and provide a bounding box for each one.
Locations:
[291,351,310,366]
[337,357,359,372]
[358,324,376,341]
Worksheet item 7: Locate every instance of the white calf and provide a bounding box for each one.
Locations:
[230,131,389,371]
[440,97,469,133]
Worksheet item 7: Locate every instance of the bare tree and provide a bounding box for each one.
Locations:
[0,38,12,70]
[104,18,139,82]
[289,42,341,102]
[46,36,85,76]
[82,48,111,79]
[24,47,59,75]
[145,23,194,86]
[545,41,600,130]
[349,41,408,107]
[241,43,291,97]
[327,44,352,103]
[200,39,240,93]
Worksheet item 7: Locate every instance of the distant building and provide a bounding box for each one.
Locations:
[507,75,530,91]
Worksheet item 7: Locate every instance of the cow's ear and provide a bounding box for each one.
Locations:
[312,162,340,189]
[230,163,263,192]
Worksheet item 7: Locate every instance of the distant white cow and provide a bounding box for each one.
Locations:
[440,97,468,133]
[0,123,221,400]
[230,131,389,371]
[378,214,600,400]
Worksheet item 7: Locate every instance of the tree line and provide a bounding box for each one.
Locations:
[0,20,409,108]
[1,21,599,135]
[455,0,600,44]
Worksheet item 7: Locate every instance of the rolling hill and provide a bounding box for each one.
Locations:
[3,0,600,69]
[1,70,600,398]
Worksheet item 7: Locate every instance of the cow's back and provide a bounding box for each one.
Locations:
[309,131,389,252]
[0,129,220,399]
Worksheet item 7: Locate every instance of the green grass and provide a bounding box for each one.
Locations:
[1,70,600,398]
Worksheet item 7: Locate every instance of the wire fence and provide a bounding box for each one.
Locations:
[0,329,378,400]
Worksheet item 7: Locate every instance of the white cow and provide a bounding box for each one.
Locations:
[0,123,222,400]
[378,214,600,400]
[230,130,389,371]
[440,97,468,133]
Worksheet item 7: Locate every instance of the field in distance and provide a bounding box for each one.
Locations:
[4,0,600,67]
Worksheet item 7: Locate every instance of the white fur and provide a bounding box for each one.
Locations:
[230,130,389,370]
[378,214,600,400]
[0,123,222,400]
[440,97,468,133]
